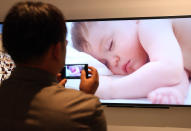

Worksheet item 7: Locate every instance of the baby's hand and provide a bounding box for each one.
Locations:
[148,87,185,104]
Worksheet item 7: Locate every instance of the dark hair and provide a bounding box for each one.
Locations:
[2,1,67,63]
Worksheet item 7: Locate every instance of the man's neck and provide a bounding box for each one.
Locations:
[17,63,57,76]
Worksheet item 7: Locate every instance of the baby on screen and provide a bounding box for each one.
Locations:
[71,18,191,104]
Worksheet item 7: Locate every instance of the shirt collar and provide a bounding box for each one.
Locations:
[10,66,57,83]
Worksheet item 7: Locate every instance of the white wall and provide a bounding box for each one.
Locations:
[1,0,191,130]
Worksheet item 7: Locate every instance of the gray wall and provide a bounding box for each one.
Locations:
[1,0,191,21]
[1,0,191,130]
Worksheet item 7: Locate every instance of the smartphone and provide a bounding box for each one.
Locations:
[61,64,88,79]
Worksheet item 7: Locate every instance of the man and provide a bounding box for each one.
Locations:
[0,1,107,130]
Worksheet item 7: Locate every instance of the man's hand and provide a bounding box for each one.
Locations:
[80,66,99,94]
[57,73,67,87]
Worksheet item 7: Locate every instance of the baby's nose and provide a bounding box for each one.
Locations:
[112,56,120,67]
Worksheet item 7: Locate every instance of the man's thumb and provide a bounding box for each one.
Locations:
[58,79,67,87]
[80,70,86,81]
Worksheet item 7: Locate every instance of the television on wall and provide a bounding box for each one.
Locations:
[65,15,191,107]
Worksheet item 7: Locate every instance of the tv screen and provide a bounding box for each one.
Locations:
[67,16,191,107]
[0,23,2,34]
[0,23,2,44]
[0,22,2,48]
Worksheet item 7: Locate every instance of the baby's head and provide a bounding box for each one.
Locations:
[71,21,148,75]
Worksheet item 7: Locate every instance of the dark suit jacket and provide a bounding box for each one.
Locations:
[0,66,107,131]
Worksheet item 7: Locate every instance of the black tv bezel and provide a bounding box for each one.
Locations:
[0,22,3,52]
[0,22,2,34]
[101,102,191,108]
[66,15,191,108]
[66,15,191,22]
[0,22,2,31]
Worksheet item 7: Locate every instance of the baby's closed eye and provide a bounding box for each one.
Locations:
[108,39,113,51]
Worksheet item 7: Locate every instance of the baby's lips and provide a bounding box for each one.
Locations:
[122,60,131,73]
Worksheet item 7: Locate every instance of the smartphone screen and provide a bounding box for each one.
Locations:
[61,64,88,79]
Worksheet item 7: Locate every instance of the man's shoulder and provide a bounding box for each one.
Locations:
[28,84,105,130]
[34,84,101,110]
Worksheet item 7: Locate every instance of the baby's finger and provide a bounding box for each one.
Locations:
[176,95,184,105]
[155,94,162,104]
[169,95,176,104]
[161,96,169,104]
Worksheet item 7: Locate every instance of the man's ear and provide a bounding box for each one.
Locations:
[51,42,62,60]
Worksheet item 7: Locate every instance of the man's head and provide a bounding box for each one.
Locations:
[2,1,67,73]
[71,21,148,75]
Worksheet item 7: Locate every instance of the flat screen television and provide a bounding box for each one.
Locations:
[65,15,191,107]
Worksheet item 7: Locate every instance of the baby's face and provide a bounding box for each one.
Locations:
[85,21,148,75]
